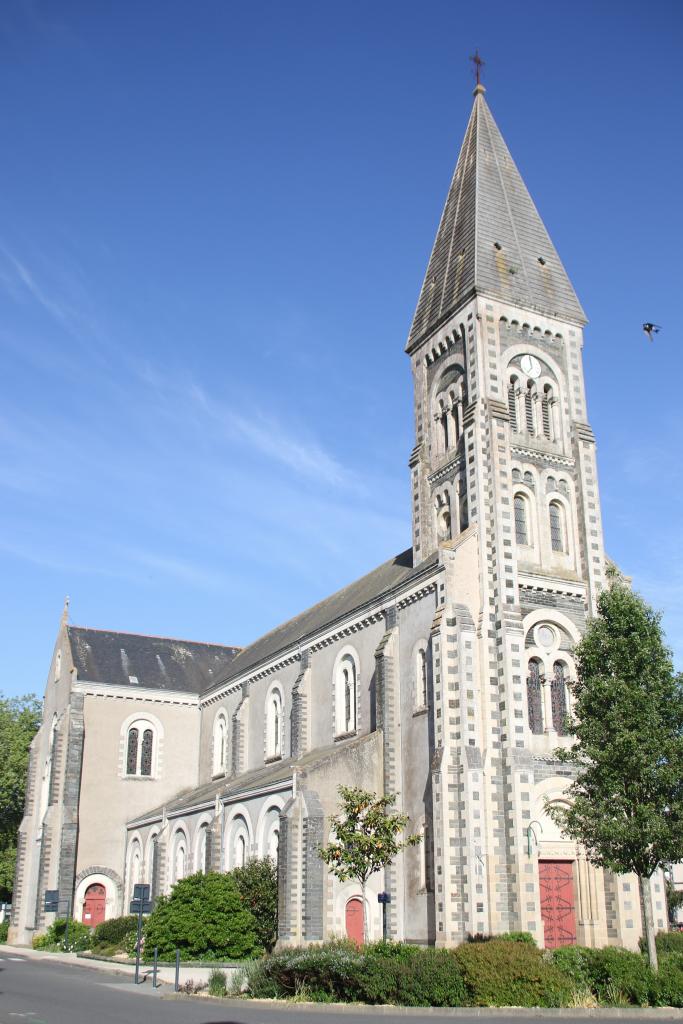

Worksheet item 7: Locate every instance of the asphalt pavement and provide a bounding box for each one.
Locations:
[1,953,682,1024]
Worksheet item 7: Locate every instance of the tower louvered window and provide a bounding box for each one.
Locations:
[126,728,138,775]
[551,662,568,734]
[140,729,154,776]
[525,386,535,433]
[508,381,518,430]
[527,660,544,734]
[514,494,528,546]
[542,387,552,439]
[549,502,564,552]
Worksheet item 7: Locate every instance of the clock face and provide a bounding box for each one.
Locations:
[520,354,542,379]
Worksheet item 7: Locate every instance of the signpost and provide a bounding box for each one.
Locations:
[129,884,152,984]
[44,890,72,949]
[377,891,391,942]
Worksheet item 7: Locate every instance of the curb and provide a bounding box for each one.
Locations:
[159,995,683,1017]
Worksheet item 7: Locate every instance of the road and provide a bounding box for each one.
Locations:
[0,954,681,1024]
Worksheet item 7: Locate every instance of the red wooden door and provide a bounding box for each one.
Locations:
[82,883,106,927]
[539,860,576,948]
[345,897,364,946]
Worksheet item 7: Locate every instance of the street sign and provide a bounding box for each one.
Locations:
[377,891,392,904]
[133,884,150,901]
[44,889,59,913]
[129,900,153,914]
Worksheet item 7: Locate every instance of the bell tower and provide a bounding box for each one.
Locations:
[406,81,608,945]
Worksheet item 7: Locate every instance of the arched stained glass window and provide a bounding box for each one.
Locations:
[527,659,544,734]
[140,729,153,777]
[551,661,569,734]
[335,654,358,736]
[266,690,283,759]
[419,648,428,707]
[125,720,156,777]
[549,501,564,552]
[514,494,529,546]
[126,728,139,776]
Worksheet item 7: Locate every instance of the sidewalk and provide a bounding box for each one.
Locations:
[0,942,241,988]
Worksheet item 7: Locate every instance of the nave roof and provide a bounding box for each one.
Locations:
[67,626,240,694]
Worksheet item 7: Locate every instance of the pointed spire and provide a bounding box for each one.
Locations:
[60,595,70,627]
[406,87,586,351]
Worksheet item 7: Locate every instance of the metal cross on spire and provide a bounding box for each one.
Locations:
[470,49,485,86]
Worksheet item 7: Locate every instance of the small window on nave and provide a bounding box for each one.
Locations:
[335,653,358,736]
[125,720,156,777]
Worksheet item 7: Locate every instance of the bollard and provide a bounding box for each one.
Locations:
[153,946,158,989]
[174,948,180,992]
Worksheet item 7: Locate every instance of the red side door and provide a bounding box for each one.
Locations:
[345,897,364,946]
[82,883,106,927]
[539,860,576,948]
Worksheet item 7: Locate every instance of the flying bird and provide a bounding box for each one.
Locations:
[642,323,661,342]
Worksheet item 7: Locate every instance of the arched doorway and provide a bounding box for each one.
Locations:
[345,897,364,946]
[81,883,106,927]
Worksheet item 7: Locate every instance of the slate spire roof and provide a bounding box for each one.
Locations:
[406,84,586,351]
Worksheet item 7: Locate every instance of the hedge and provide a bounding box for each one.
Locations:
[639,931,683,956]
[92,915,138,952]
[551,945,683,1007]
[454,939,572,1007]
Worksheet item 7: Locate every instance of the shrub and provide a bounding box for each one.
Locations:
[466,931,535,945]
[585,947,659,1006]
[31,918,92,953]
[207,967,228,997]
[454,939,572,1007]
[657,953,683,1007]
[359,945,466,1006]
[229,857,278,952]
[553,946,659,1007]
[142,872,260,961]
[0,919,9,942]
[640,931,683,956]
[253,941,363,1000]
[92,915,137,951]
[551,945,593,991]
[499,931,536,945]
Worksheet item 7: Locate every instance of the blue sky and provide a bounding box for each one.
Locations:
[1,0,682,698]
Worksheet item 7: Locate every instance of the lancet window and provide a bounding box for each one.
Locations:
[551,661,569,735]
[514,494,529,546]
[549,501,565,552]
[526,658,544,734]
[335,653,358,736]
[265,689,283,760]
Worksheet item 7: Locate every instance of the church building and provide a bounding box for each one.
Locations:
[10,82,667,951]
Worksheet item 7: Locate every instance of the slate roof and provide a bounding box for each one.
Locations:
[67,626,240,694]
[129,733,377,825]
[407,85,586,351]
[207,548,439,694]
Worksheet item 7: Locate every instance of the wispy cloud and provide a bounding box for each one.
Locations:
[189,383,353,489]
[119,547,228,590]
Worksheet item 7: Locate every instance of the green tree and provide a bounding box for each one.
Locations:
[319,786,421,944]
[548,580,683,971]
[0,693,41,901]
[230,856,278,951]
[143,871,260,960]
